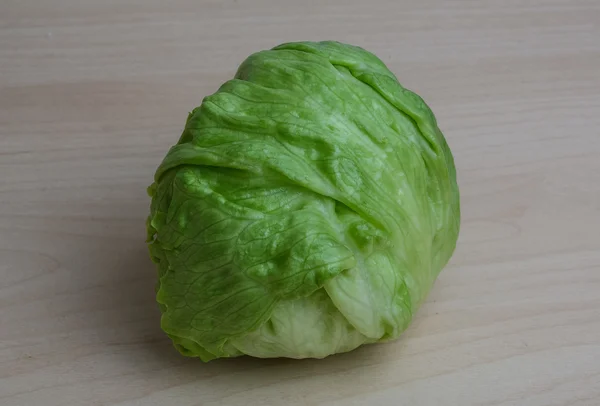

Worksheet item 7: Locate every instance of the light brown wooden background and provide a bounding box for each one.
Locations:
[1,1,599,405]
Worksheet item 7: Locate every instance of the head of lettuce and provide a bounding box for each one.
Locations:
[146,41,460,361]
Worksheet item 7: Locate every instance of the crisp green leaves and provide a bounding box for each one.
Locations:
[147,41,460,360]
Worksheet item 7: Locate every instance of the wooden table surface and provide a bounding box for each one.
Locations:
[1,1,599,405]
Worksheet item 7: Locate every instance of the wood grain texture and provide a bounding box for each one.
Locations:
[1,0,599,405]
